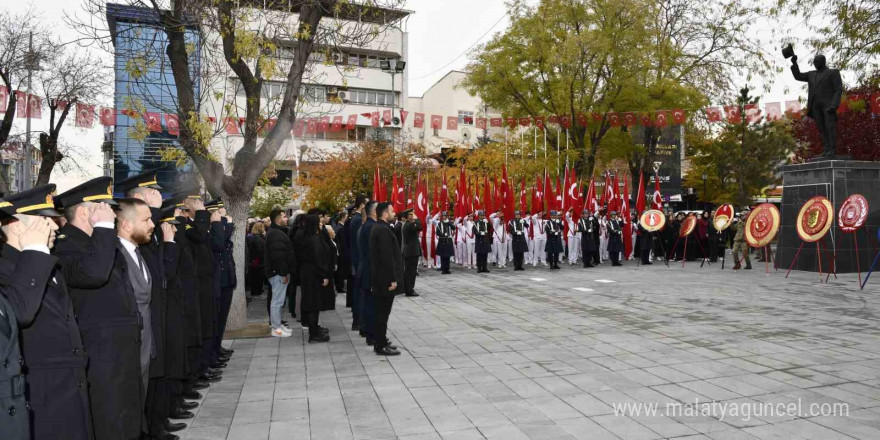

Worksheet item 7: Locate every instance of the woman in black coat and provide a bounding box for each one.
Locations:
[247,222,267,296]
[293,215,331,343]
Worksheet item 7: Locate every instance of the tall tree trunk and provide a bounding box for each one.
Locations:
[35,133,61,186]
[223,193,250,332]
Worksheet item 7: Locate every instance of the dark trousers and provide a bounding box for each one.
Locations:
[814,109,838,154]
[513,252,524,270]
[351,275,360,324]
[440,256,451,273]
[145,378,171,435]
[404,256,418,294]
[345,273,354,308]
[214,287,234,361]
[302,310,320,333]
[287,281,297,318]
[334,268,346,293]
[547,252,559,267]
[641,246,651,263]
[610,251,621,265]
[581,243,594,267]
[359,289,375,337]
[476,253,488,272]
[373,295,395,349]
[249,267,266,296]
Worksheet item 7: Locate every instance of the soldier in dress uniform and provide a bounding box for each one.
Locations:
[508,211,529,271]
[1,184,99,440]
[544,211,564,269]
[435,211,455,274]
[204,199,235,370]
[607,211,623,266]
[732,210,752,270]
[399,209,421,297]
[53,179,145,440]
[473,211,493,273]
[577,209,596,268]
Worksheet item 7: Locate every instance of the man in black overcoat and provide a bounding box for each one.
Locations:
[369,202,404,356]
[400,209,421,297]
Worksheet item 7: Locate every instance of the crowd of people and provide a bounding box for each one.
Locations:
[1,171,236,440]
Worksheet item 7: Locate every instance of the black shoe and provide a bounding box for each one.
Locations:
[642,261,652,265]
[612,263,623,266]
[170,410,194,419]
[210,362,227,369]
[188,380,210,390]
[182,389,203,400]
[405,292,419,297]
[351,322,360,331]
[442,271,451,274]
[177,401,198,411]
[205,368,223,376]
[308,333,330,343]
[281,320,289,327]
[197,374,221,383]
[217,353,231,361]
[159,433,180,440]
[366,338,375,346]
[359,331,367,337]
[375,346,400,356]
[484,269,491,273]
[744,265,752,270]
[164,421,187,433]
[220,347,233,355]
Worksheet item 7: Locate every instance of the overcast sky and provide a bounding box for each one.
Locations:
[4,0,837,192]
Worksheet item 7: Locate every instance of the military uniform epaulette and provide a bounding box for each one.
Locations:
[56,234,67,241]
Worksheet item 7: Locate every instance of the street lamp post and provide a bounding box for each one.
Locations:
[701,173,708,209]
[296,144,308,183]
[381,59,406,171]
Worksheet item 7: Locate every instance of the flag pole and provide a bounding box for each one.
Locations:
[556,127,561,176]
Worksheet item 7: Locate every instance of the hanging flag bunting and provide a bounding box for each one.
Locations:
[744,104,760,123]
[291,119,303,137]
[319,116,330,132]
[413,112,424,128]
[75,103,95,128]
[577,113,589,127]
[165,113,179,135]
[591,112,603,122]
[371,111,380,127]
[506,117,517,128]
[346,114,357,129]
[0,87,7,113]
[560,115,572,129]
[14,91,27,118]
[623,112,637,126]
[638,112,652,127]
[400,110,409,124]
[475,117,487,129]
[706,107,723,122]
[55,100,69,114]
[655,110,668,128]
[446,115,458,130]
[331,115,343,131]
[518,116,530,127]
[307,118,317,134]
[671,109,686,125]
[785,100,802,118]
[27,94,42,119]
[608,113,621,127]
[382,109,391,124]
[99,107,116,126]
[871,93,880,114]
[490,117,503,127]
[723,105,741,123]
[430,114,442,129]
[145,112,162,132]
[534,116,545,130]
[765,102,782,121]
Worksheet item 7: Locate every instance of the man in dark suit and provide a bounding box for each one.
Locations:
[790,54,843,158]
[1,183,104,440]
[400,209,421,297]
[347,196,366,331]
[357,201,378,345]
[369,202,404,356]
[607,211,624,266]
[54,183,145,440]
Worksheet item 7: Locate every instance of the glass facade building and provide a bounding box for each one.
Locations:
[107,4,200,194]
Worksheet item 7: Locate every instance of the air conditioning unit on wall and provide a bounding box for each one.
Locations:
[337,91,350,102]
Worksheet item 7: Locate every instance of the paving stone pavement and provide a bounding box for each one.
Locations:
[179,260,880,440]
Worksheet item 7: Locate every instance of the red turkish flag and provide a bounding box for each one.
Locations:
[291,120,303,137]
[331,116,343,131]
[785,101,802,119]
[506,117,517,128]
[399,110,409,124]
[15,91,27,117]
[99,107,116,126]
[654,110,668,128]
[724,105,741,123]
[534,116,545,130]
[490,117,502,127]
[318,116,329,132]
[671,109,686,125]
[608,112,621,127]
[145,112,161,132]
[591,113,603,122]
[635,171,646,214]
[548,115,558,125]
[639,112,652,127]
[871,93,880,114]
[0,87,6,113]
[413,112,424,128]
[75,103,95,128]
[651,173,663,210]
[765,102,782,121]
[577,113,589,127]
[56,100,69,113]
[165,113,179,135]
[744,104,760,123]
[518,116,530,127]
[560,115,572,129]
[27,94,41,119]
[430,114,442,129]
[706,107,723,122]
[371,111,380,127]
[446,116,458,130]
[307,118,318,133]
[623,112,637,126]
[382,109,391,124]
[475,117,487,129]
[346,114,357,129]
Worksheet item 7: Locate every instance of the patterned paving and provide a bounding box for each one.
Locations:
[181,261,880,439]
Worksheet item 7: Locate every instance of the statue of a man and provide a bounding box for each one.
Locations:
[790,54,843,158]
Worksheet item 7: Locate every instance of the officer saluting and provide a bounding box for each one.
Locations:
[508,211,529,271]
[577,209,596,268]
[434,211,455,274]
[544,210,564,269]
[0,184,98,440]
[53,177,145,440]
[607,211,623,266]
[473,211,492,273]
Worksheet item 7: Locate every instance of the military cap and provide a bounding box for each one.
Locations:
[205,198,224,211]
[117,169,163,194]
[440,210,449,217]
[610,211,619,215]
[514,210,521,216]
[582,209,589,215]
[161,192,189,210]
[55,177,118,210]
[159,206,181,225]
[476,210,485,216]
[550,210,558,216]
[0,184,62,218]
[399,208,414,216]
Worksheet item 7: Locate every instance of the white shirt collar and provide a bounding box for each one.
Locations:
[118,236,138,253]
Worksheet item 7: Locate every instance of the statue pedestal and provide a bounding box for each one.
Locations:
[778,160,880,273]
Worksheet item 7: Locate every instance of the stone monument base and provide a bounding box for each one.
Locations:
[778,160,880,274]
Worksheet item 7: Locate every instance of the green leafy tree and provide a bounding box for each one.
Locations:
[250,186,300,218]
